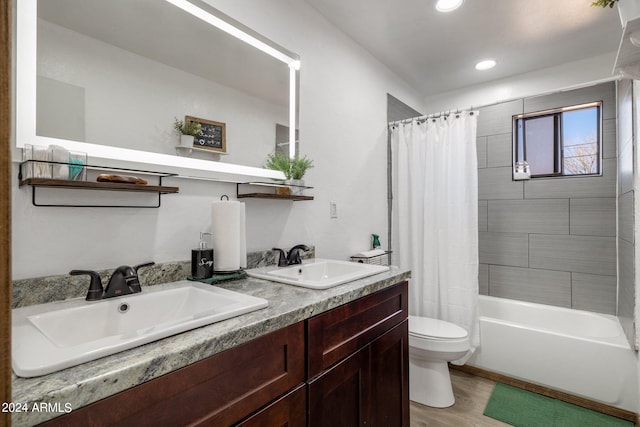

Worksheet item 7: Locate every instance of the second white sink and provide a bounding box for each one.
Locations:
[12,281,268,377]
[246,258,389,289]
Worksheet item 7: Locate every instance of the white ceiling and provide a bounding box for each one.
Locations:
[304,0,623,97]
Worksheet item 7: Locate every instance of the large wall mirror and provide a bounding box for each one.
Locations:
[16,0,300,181]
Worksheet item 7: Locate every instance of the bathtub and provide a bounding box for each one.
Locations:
[467,295,638,412]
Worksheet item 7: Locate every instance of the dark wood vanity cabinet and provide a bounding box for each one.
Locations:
[40,322,305,427]
[235,384,307,427]
[39,281,408,427]
[307,281,409,427]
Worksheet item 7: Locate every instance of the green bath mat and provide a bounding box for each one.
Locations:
[483,383,633,427]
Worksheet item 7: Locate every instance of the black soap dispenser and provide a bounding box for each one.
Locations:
[191,232,214,279]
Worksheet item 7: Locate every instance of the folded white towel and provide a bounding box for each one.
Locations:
[353,249,386,258]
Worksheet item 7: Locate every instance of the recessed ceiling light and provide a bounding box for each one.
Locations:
[475,59,496,71]
[435,0,464,13]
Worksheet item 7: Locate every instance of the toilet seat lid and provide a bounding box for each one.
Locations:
[409,315,468,339]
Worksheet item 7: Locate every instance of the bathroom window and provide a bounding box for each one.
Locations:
[513,102,602,179]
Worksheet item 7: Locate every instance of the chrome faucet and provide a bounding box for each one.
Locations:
[70,262,154,301]
[272,245,310,267]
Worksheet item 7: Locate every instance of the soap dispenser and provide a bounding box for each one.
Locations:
[192,232,214,279]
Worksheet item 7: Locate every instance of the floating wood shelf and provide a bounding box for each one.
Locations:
[236,182,314,201]
[18,160,179,207]
[19,178,179,194]
[237,192,314,201]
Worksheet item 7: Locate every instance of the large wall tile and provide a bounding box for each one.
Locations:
[618,237,636,347]
[617,80,633,149]
[479,232,528,267]
[477,99,523,137]
[489,265,571,307]
[618,191,634,244]
[619,140,633,195]
[478,200,488,232]
[477,136,487,169]
[618,238,635,318]
[524,81,615,120]
[524,158,616,199]
[486,133,512,168]
[470,82,620,313]
[488,199,568,234]
[571,273,616,314]
[570,198,616,237]
[602,118,616,159]
[479,263,488,295]
[529,234,616,276]
[479,167,524,200]
[617,80,635,348]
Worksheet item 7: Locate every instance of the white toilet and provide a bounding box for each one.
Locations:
[408,315,470,408]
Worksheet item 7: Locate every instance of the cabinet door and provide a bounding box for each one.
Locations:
[40,322,305,427]
[307,281,408,378]
[369,320,409,427]
[235,384,306,427]
[307,347,370,427]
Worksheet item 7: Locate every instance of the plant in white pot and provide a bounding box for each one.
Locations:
[265,152,313,196]
[174,117,202,147]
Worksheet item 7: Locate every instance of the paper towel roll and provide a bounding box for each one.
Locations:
[211,200,246,272]
[239,202,247,269]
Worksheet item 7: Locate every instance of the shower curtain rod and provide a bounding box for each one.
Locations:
[388,109,477,126]
[387,75,620,127]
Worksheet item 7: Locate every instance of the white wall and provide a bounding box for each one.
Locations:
[12,0,424,279]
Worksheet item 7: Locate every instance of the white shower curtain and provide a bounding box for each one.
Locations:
[391,112,480,362]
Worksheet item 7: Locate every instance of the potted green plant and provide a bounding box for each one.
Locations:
[265,152,313,196]
[174,117,202,147]
[590,0,617,7]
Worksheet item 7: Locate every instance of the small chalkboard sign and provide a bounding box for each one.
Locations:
[185,116,226,153]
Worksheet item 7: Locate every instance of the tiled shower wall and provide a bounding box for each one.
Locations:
[477,82,618,314]
[617,79,635,344]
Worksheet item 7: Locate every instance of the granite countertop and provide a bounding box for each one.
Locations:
[12,267,410,426]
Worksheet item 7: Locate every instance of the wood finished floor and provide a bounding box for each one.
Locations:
[410,369,509,427]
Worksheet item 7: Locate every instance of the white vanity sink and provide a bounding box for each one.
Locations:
[246,258,389,289]
[12,281,268,377]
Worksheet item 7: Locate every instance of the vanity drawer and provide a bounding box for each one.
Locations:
[307,281,408,378]
[40,321,305,427]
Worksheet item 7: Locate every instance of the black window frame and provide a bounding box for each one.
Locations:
[512,101,603,179]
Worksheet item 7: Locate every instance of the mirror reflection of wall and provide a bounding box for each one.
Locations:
[275,124,299,157]
[36,76,85,141]
[35,0,297,169]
